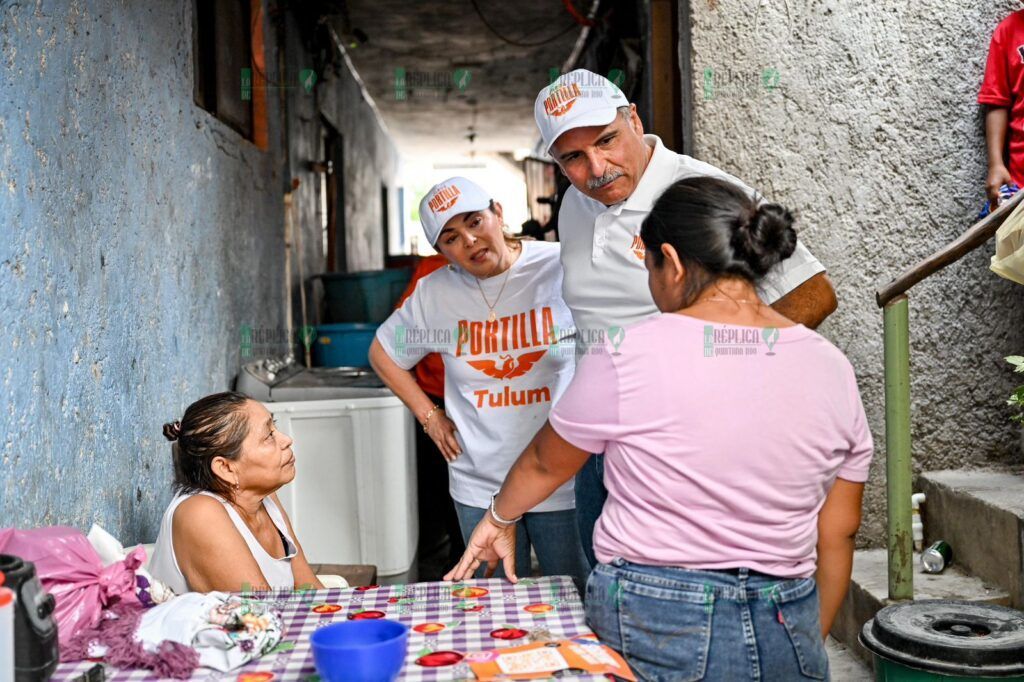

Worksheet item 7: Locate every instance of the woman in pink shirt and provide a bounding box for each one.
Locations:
[446,176,872,681]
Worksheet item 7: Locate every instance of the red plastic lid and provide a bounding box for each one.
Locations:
[0,587,12,608]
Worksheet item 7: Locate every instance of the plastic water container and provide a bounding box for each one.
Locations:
[313,269,412,324]
[312,323,379,368]
[0,572,12,682]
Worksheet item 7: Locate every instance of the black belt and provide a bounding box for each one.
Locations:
[716,567,778,578]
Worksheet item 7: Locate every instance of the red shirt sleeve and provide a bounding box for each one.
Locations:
[393,255,449,399]
[395,255,448,308]
[980,19,1013,106]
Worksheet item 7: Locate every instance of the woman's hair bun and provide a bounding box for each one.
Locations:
[730,202,797,277]
[162,420,182,442]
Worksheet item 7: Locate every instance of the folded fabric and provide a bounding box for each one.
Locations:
[62,602,199,679]
[64,592,283,677]
[136,592,283,672]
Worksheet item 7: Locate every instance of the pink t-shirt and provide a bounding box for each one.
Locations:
[549,313,873,578]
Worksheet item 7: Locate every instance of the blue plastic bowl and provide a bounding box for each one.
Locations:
[310,620,409,682]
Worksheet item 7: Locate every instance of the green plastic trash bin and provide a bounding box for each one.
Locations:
[860,600,1024,680]
[312,268,412,324]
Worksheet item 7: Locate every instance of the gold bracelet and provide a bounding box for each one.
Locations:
[421,405,439,432]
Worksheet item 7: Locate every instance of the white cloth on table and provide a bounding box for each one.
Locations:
[135,592,282,672]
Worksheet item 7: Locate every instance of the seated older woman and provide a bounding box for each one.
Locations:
[149,391,323,593]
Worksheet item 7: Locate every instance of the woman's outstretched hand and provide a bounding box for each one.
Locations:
[444,513,518,582]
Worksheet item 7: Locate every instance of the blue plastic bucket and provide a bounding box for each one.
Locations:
[312,323,379,368]
[313,269,412,324]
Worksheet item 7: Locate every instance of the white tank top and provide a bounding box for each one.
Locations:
[149,490,297,593]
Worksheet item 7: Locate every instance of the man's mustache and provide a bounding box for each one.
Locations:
[587,170,623,190]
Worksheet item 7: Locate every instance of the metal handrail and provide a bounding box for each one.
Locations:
[876,190,1024,307]
[875,189,1022,601]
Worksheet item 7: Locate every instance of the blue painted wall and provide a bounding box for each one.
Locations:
[0,1,398,542]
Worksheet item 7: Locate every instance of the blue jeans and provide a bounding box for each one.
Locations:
[586,559,829,681]
[453,501,590,594]
[575,454,607,570]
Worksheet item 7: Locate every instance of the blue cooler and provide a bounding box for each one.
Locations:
[312,323,379,368]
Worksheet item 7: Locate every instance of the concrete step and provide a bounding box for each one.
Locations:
[826,636,872,680]
[830,548,1009,665]
[918,469,1024,608]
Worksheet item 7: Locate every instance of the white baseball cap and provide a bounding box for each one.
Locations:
[419,176,493,246]
[534,69,628,154]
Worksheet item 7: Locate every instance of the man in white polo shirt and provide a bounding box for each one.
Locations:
[535,69,838,569]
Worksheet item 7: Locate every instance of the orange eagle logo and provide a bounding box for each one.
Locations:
[630,234,646,260]
[468,350,547,380]
[544,83,582,117]
[428,185,461,213]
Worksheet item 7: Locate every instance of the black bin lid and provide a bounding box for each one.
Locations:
[860,600,1024,677]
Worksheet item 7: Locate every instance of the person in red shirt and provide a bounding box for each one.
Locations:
[394,255,467,578]
[980,9,1024,206]
[395,256,449,399]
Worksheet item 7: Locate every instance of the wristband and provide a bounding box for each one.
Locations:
[489,491,522,527]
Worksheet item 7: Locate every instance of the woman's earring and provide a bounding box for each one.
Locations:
[233,479,240,491]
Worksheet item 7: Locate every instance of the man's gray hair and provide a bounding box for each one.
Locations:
[617,105,631,120]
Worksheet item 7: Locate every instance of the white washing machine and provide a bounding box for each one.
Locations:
[237,361,417,580]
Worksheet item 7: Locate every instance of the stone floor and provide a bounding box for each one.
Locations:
[827,636,873,681]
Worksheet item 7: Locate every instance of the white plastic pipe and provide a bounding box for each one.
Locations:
[911,492,926,552]
[284,191,295,365]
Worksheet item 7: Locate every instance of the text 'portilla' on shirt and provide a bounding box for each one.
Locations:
[376,240,576,512]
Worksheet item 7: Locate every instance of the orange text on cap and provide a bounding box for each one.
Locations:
[428,185,462,214]
[544,83,582,117]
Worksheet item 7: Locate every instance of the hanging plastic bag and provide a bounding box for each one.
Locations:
[86,524,175,606]
[0,526,143,647]
[991,195,1024,286]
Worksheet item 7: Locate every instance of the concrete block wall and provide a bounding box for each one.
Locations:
[687,0,1024,546]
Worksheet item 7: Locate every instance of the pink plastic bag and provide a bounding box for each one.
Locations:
[0,526,144,646]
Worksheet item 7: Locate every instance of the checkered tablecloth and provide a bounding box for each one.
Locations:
[53,576,610,681]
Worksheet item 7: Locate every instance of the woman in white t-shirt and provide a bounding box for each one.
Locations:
[369,176,589,589]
